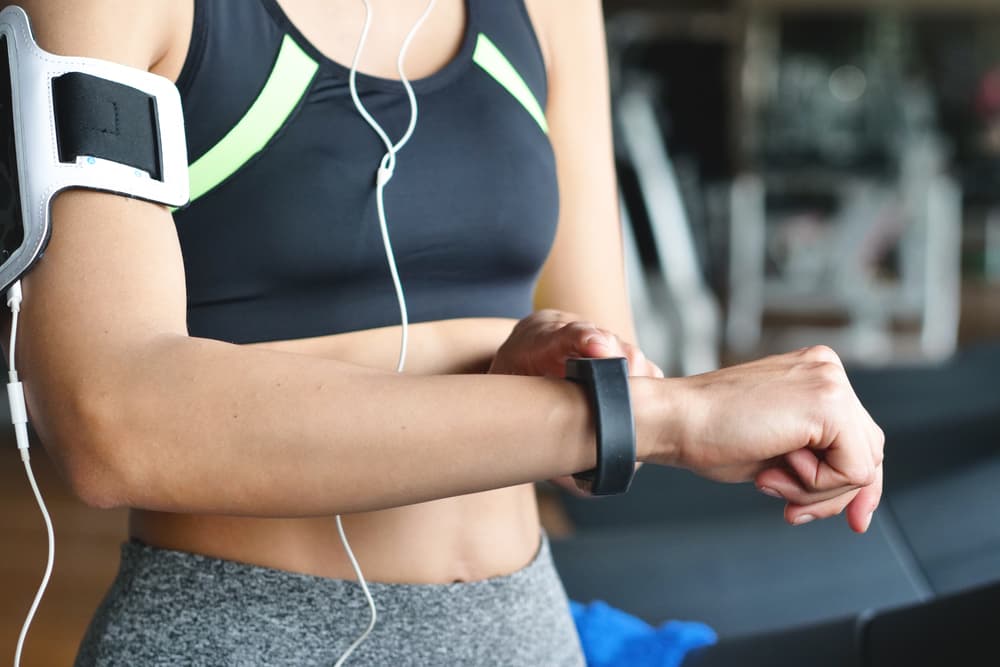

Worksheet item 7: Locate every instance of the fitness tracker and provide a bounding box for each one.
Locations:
[566,357,637,496]
[0,5,189,294]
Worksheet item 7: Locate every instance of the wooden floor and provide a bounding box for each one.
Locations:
[0,441,126,667]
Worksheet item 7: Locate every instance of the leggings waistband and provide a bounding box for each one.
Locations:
[75,534,584,667]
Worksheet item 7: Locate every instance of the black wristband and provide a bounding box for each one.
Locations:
[566,357,637,496]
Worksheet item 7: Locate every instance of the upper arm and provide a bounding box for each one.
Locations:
[527,0,636,341]
[8,0,176,69]
[4,2,190,455]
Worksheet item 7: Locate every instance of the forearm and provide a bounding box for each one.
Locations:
[39,335,597,516]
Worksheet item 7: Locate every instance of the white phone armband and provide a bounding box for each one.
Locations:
[0,5,189,293]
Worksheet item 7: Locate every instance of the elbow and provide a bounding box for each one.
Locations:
[41,386,144,510]
[63,459,129,511]
[32,334,198,512]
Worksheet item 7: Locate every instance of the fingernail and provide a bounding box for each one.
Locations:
[583,335,609,349]
[863,510,874,532]
[793,514,816,526]
[758,486,782,499]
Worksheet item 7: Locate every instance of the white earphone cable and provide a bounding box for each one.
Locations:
[8,281,55,667]
[334,2,436,665]
[348,0,437,375]
[13,453,52,667]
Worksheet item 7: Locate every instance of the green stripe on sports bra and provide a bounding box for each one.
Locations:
[184,35,319,206]
[472,33,548,135]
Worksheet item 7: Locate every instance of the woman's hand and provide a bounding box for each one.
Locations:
[490,316,882,532]
[489,309,662,378]
[490,310,660,496]
[636,345,884,533]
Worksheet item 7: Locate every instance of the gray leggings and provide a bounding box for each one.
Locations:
[75,536,584,667]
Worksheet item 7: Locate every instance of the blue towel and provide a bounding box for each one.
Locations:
[571,600,717,667]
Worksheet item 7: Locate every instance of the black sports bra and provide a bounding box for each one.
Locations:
[171,0,558,344]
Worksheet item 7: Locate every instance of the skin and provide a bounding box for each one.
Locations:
[5,0,883,599]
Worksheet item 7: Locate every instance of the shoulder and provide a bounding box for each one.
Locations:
[4,0,186,72]
[521,0,605,81]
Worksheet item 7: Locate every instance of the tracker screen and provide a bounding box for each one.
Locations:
[0,36,24,263]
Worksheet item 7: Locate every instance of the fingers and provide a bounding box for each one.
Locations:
[797,347,884,491]
[754,463,862,526]
[782,438,878,501]
[783,487,860,526]
[498,311,662,379]
[562,323,662,378]
[787,422,879,493]
[567,322,614,356]
[756,461,882,532]
[755,462,853,506]
[679,342,886,534]
[795,344,845,370]
[845,463,883,533]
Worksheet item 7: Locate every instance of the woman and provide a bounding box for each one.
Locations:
[10,1,883,665]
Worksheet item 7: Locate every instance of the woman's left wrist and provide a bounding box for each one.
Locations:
[631,376,680,468]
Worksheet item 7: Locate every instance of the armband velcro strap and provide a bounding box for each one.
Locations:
[52,72,162,180]
[566,357,637,496]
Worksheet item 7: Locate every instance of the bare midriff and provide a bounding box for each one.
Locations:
[133,0,545,586]
[129,317,545,584]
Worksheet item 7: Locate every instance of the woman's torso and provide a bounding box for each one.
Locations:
[133,0,558,584]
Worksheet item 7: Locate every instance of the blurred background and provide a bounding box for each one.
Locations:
[4,0,1000,664]
[551,0,1000,657]
[609,0,1000,373]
